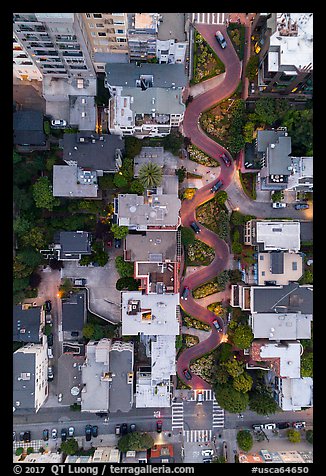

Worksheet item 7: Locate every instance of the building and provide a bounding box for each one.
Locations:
[156,13,187,64]
[52,231,92,261]
[69,95,96,131]
[105,63,187,137]
[13,304,45,344]
[121,451,147,463]
[91,448,121,463]
[14,452,64,463]
[252,13,313,97]
[13,32,43,81]
[239,450,313,463]
[257,251,303,286]
[13,13,96,79]
[81,339,134,413]
[13,337,48,413]
[149,444,175,463]
[52,165,100,199]
[62,132,124,173]
[13,110,47,151]
[61,292,86,342]
[244,219,301,252]
[127,13,159,62]
[286,156,313,192]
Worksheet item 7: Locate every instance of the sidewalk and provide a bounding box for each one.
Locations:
[187,73,226,98]
[181,326,211,342]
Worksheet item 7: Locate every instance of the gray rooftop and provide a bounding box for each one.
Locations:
[105,63,187,88]
[69,96,96,132]
[93,52,129,63]
[57,231,91,259]
[62,133,124,172]
[13,110,46,146]
[53,165,99,198]
[128,87,185,115]
[270,252,284,274]
[257,130,286,154]
[62,292,86,333]
[252,283,313,314]
[252,313,312,340]
[268,136,292,175]
[13,305,41,343]
[125,232,177,262]
[108,349,134,413]
[158,13,186,41]
[13,352,36,410]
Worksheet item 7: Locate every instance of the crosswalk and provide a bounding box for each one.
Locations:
[184,429,212,442]
[188,389,216,401]
[172,402,184,430]
[213,400,225,428]
[191,13,228,25]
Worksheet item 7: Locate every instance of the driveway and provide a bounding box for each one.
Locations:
[60,249,122,324]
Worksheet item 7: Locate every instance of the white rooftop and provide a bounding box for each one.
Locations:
[259,341,301,378]
[121,291,180,336]
[151,335,176,381]
[280,377,313,411]
[251,312,312,340]
[256,221,300,252]
[270,13,313,70]
[287,156,313,191]
[135,373,171,408]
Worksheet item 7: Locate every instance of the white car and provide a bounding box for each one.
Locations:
[202,449,214,457]
[272,202,286,208]
[292,421,306,429]
[263,423,276,430]
[58,393,63,403]
[68,427,75,437]
[51,428,58,439]
[51,119,67,127]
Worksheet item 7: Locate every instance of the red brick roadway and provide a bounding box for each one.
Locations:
[176,23,244,389]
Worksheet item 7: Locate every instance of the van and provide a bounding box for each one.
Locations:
[47,348,53,359]
[215,31,227,48]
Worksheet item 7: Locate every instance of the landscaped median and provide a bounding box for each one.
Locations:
[191,31,225,85]
[188,144,220,167]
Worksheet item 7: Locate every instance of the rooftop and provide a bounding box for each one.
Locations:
[42,76,97,101]
[158,13,186,41]
[259,341,301,378]
[13,110,46,146]
[281,377,313,411]
[13,305,42,343]
[62,292,86,333]
[52,165,99,198]
[81,341,109,413]
[252,283,313,315]
[151,335,176,381]
[108,341,134,413]
[251,312,312,340]
[13,352,36,410]
[255,220,300,252]
[55,231,91,260]
[287,156,313,191]
[69,95,96,132]
[62,133,124,173]
[125,232,177,262]
[121,291,180,336]
[257,252,303,286]
[267,136,292,176]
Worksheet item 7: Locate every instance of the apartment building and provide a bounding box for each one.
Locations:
[13,32,43,81]
[13,13,96,79]
[252,13,313,97]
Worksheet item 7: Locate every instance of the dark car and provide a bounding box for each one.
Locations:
[190,222,201,234]
[19,432,25,441]
[121,423,128,436]
[114,238,122,248]
[294,203,309,210]
[183,369,192,381]
[85,425,92,441]
[47,333,54,347]
[277,422,290,430]
[45,300,52,312]
[156,420,163,433]
[220,154,231,167]
[23,431,31,443]
[130,424,136,433]
[13,431,16,442]
[181,286,190,300]
[211,180,223,193]
[61,428,68,442]
[215,30,227,48]
[212,319,223,332]
[43,429,49,441]
[92,425,98,437]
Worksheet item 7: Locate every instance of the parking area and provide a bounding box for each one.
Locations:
[183,441,221,463]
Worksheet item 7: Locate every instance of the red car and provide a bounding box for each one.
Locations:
[156,420,163,433]
[220,153,231,167]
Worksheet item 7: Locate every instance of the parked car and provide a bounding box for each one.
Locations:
[252,424,263,431]
[130,424,136,433]
[121,423,128,436]
[23,431,31,442]
[51,429,58,440]
[202,449,214,457]
[212,319,223,332]
[215,30,227,48]
[197,391,204,404]
[51,119,67,127]
[263,423,276,430]
[13,431,16,442]
[42,429,49,441]
[183,368,192,380]
[73,278,86,286]
[47,348,54,359]
[294,203,309,210]
[47,366,54,382]
[220,154,231,167]
[156,420,163,433]
[68,427,75,437]
[277,422,290,430]
[47,333,54,347]
[114,238,122,248]
[58,393,63,403]
[85,425,92,441]
[272,202,286,208]
[92,426,98,437]
[45,300,52,312]
[190,221,201,233]
[19,432,25,441]
[292,421,306,429]
[181,286,190,300]
[211,180,223,193]
[61,428,68,442]
[115,425,121,436]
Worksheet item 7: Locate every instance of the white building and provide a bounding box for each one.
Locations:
[244,220,301,252]
[286,156,313,192]
[13,32,42,81]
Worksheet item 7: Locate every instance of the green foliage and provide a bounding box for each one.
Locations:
[213,456,227,463]
[245,55,259,81]
[118,432,154,452]
[215,190,228,205]
[130,179,145,194]
[15,447,24,456]
[181,226,195,246]
[99,174,114,190]
[216,210,229,240]
[70,403,81,411]
[300,351,313,377]
[249,391,278,415]
[214,383,249,413]
[214,366,229,384]
[13,257,32,279]
[79,255,93,266]
[221,359,245,379]
[138,162,163,188]
[13,151,23,164]
[27,447,34,455]
[215,342,233,362]
[287,429,301,443]
[32,176,59,211]
[124,136,142,158]
[44,121,50,135]
[227,23,245,60]
[59,277,73,296]
[231,211,254,226]
[299,269,313,285]
[82,322,115,340]
[60,438,79,455]
[16,248,43,268]
[253,98,278,126]
[216,270,230,291]
[13,186,34,211]
[111,224,129,239]
[282,108,313,156]
[231,324,254,350]
[237,430,253,452]
[116,277,140,291]
[43,324,52,336]
[187,240,215,265]
[243,122,255,143]
[233,372,253,393]
[272,190,283,202]
[228,99,246,155]
[93,249,109,267]
[306,430,313,445]
[176,166,187,183]
[193,279,220,299]
[115,256,134,278]
[113,173,128,188]
[21,226,47,250]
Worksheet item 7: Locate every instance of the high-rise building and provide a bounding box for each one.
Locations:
[13,31,43,81]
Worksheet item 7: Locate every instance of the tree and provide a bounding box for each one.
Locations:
[216,270,230,291]
[237,430,253,451]
[111,224,129,239]
[214,366,229,385]
[130,179,145,194]
[249,391,278,415]
[124,136,142,158]
[49,258,64,270]
[99,174,114,190]
[60,438,79,455]
[300,351,313,377]
[116,277,140,291]
[32,177,60,211]
[83,323,105,341]
[162,131,183,154]
[282,108,313,156]
[231,324,254,350]
[215,190,228,205]
[21,227,47,250]
[113,173,128,188]
[243,122,255,143]
[138,162,163,188]
[117,432,154,452]
[287,429,301,443]
[15,447,24,456]
[93,249,109,267]
[306,430,313,445]
[272,190,283,202]
[13,151,24,164]
[120,157,134,183]
[221,359,244,378]
[13,216,32,236]
[233,372,253,393]
[29,272,42,289]
[13,185,34,211]
[253,98,277,126]
[17,248,43,268]
[175,166,187,183]
[13,257,32,279]
[245,55,259,81]
[115,256,134,278]
[44,121,51,135]
[181,226,195,246]
[230,211,245,225]
[214,383,249,413]
[79,255,93,266]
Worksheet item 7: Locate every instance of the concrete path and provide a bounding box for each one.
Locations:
[181,326,211,343]
[194,289,230,308]
[187,73,226,98]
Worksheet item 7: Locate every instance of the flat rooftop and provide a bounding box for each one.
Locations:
[259,341,301,378]
[53,165,99,198]
[255,221,300,252]
[125,232,177,262]
[252,283,313,314]
[81,342,109,413]
[151,335,176,381]
[281,377,313,411]
[158,13,186,41]
[121,291,180,336]
[13,305,41,343]
[108,342,134,413]
[251,312,312,340]
[69,95,96,132]
[257,252,303,286]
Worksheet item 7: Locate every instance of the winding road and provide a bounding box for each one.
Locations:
[176,24,245,388]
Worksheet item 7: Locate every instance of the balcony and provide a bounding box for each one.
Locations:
[62,51,83,57]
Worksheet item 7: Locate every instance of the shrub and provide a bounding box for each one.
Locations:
[113,173,128,188]
[15,448,24,456]
[116,277,140,291]
[214,383,249,413]
[27,447,34,455]
[115,256,134,278]
[237,430,253,451]
[306,430,313,445]
[287,429,301,443]
[245,55,259,81]
[181,226,195,246]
